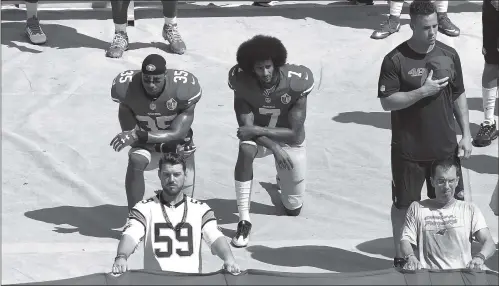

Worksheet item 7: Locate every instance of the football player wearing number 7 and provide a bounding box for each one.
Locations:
[110,54,201,211]
[228,35,314,247]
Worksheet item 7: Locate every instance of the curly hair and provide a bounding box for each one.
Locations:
[409,0,437,18]
[236,35,287,73]
[159,152,186,172]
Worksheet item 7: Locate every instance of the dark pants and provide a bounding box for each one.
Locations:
[111,0,178,24]
[483,0,499,64]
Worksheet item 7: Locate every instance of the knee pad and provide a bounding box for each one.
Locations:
[284,205,302,216]
[280,193,304,212]
[128,151,150,171]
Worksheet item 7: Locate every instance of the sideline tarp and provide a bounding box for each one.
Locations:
[12,268,499,285]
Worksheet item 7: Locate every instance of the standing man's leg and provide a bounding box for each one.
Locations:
[106,0,130,58]
[435,0,460,37]
[25,0,46,44]
[474,0,499,147]
[371,0,403,40]
[390,149,426,268]
[161,0,186,55]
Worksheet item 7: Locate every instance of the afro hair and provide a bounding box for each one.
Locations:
[236,35,287,73]
[409,0,437,18]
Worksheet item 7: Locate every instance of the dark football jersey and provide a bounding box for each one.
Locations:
[228,64,314,128]
[111,69,201,135]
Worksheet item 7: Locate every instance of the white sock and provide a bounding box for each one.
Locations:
[389,1,403,17]
[435,0,448,13]
[483,87,498,125]
[235,180,252,222]
[26,2,37,18]
[164,17,177,25]
[115,23,127,33]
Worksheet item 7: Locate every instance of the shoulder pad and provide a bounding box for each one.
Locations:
[169,69,202,108]
[283,64,315,96]
[111,70,140,103]
[228,65,243,91]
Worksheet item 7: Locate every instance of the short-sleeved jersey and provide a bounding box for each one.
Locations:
[378,41,465,161]
[125,194,217,273]
[401,199,488,270]
[229,64,314,129]
[111,69,202,133]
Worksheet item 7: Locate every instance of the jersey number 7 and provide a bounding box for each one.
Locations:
[259,108,281,128]
[154,223,193,258]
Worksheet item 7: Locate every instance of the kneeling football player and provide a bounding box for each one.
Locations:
[110,54,201,212]
[228,35,315,247]
[112,153,241,275]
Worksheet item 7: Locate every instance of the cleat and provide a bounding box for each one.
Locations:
[472,122,498,147]
[252,1,276,7]
[437,12,460,37]
[162,23,186,55]
[371,15,400,40]
[106,31,129,58]
[231,220,252,248]
[25,16,47,45]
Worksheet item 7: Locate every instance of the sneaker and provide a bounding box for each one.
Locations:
[162,23,186,55]
[231,220,252,248]
[473,121,498,147]
[25,16,47,45]
[106,31,129,58]
[437,12,460,37]
[371,15,400,40]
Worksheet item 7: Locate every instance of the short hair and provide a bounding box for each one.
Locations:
[431,157,460,178]
[159,152,186,172]
[409,1,437,19]
[236,35,287,73]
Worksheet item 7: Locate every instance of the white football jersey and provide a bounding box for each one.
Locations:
[123,194,222,273]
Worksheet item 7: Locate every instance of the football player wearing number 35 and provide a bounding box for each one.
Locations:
[110,54,201,211]
[228,35,314,248]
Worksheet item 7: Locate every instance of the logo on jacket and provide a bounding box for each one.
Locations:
[281,93,291,104]
[166,98,177,110]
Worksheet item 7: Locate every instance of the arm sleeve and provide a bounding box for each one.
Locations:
[378,55,401,98]
[202,220,224,248]
[470,203,489,238]
[201,209,224,247]
[122,217,146,245]
[400,202,419,246]
[451,52,465,101]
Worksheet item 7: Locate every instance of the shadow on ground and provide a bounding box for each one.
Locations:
[467,97,498,116]
[1,22,171,53]
[246,244,392,272]
[24,204,128,239]
[356,236,498,272]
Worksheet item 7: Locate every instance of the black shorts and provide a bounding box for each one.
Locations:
[483,1,499,64]
[391,149,464,209]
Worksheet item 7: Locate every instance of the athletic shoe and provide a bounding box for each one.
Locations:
[437,12,460,37]
[473,121,498,147]
[231,220,252,248]
[162,23,186,55]
[26,16,47,45]
[371,15,400,40]
[106,31,129,58]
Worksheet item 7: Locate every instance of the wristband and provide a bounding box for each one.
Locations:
[136,130,148,143]
[404,253,416,260]
[115,254,127,261]
[473,253,486,261]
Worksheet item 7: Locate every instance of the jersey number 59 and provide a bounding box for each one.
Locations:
[154,223,193,258]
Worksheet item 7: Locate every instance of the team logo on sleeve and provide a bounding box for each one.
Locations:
[146,64,156,72]
[281,93,291,104]
[166,98,177,110]
[380,85,385,92]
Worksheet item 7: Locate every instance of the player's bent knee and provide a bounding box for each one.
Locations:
[281,194,303,213]
[284,205,302,216]
[128,151,151,171]
[238,142,258,160]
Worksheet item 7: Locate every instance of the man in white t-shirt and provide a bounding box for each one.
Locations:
[401,157,496,270]
[111,152,240,274]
